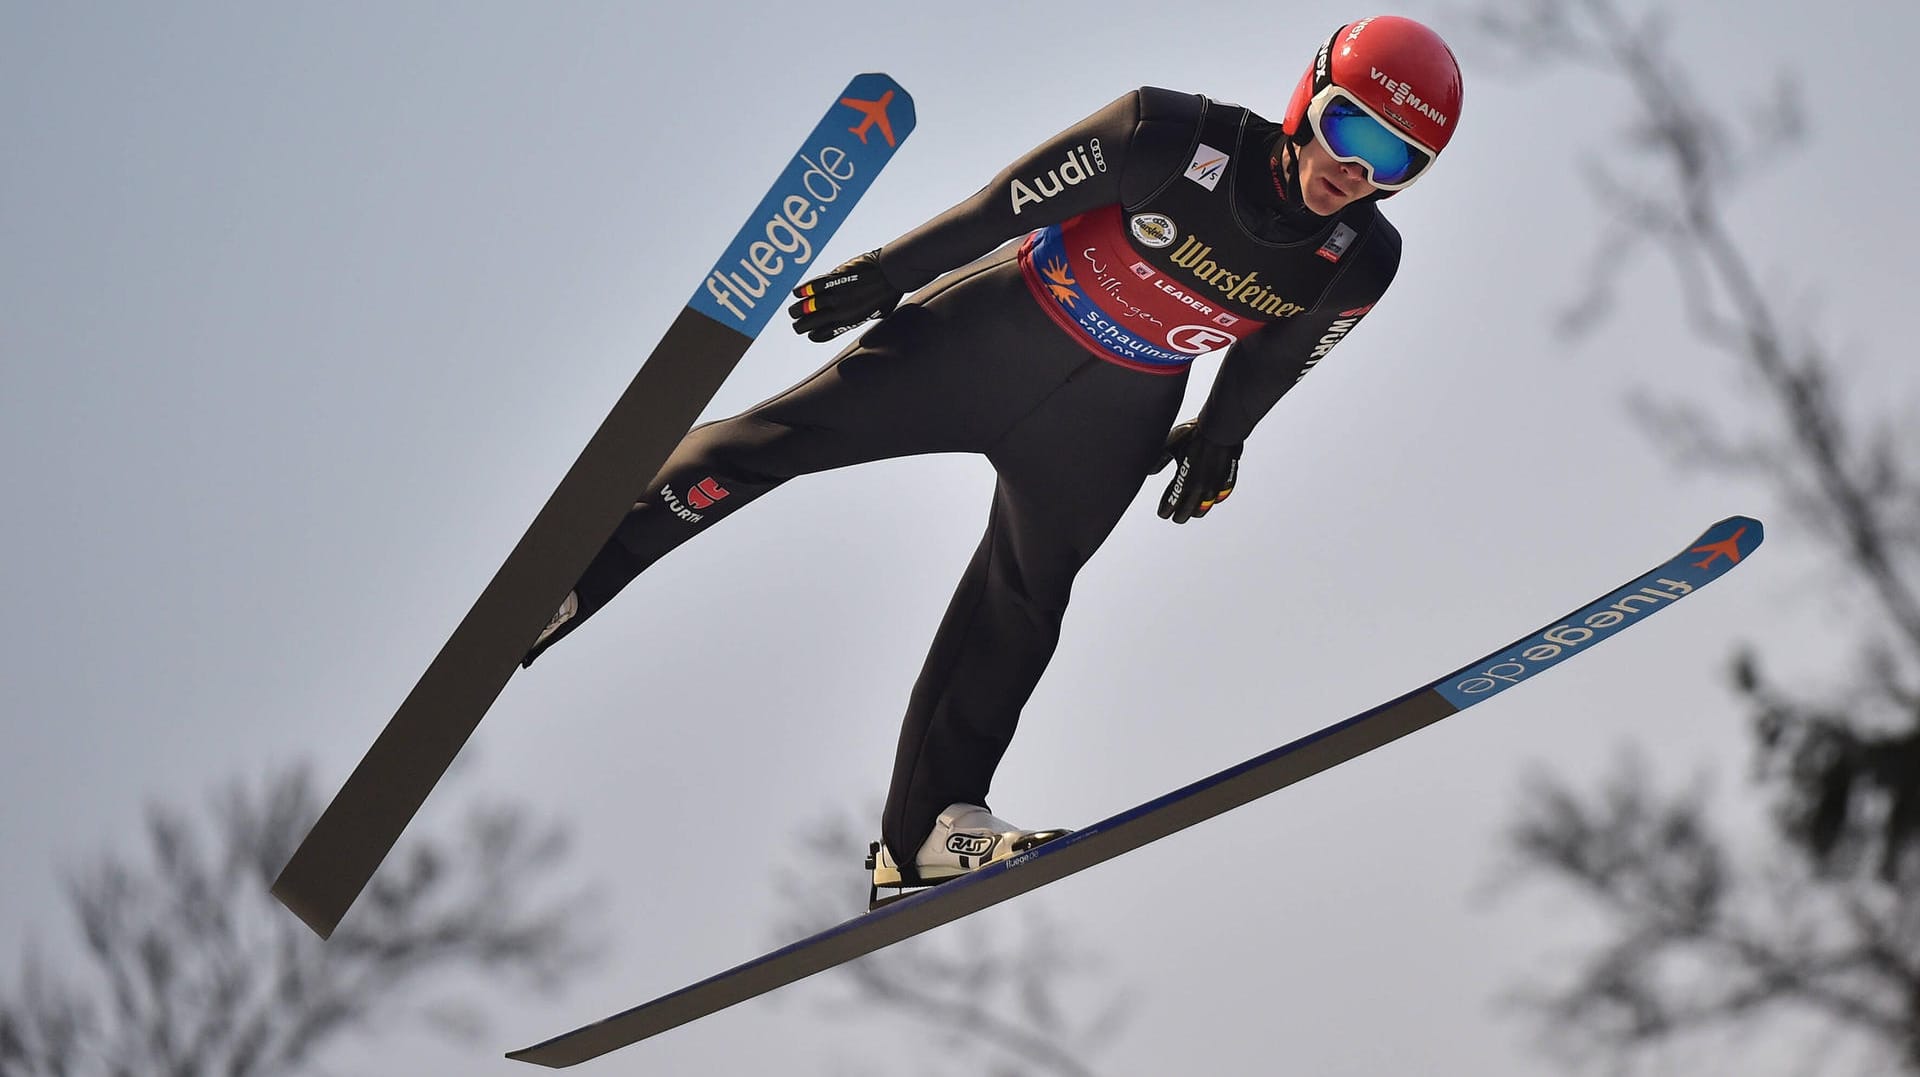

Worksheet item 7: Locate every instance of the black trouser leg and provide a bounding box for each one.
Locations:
[881,355,1185,869]
[524,255,1038,664]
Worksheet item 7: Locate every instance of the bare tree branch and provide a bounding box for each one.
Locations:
[1464,0,1920,1070]
[0,763,600,1077]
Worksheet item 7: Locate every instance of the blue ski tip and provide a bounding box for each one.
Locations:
[1433,515,1762,710]
[687,73,916,336]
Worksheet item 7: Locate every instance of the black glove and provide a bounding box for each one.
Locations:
[1154,420,1242,524]
[787,250,902,341]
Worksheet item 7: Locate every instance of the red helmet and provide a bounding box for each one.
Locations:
[1283,16,1463,159]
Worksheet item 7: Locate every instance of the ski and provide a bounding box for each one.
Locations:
[507,515,1762,1068]
[272,74,917,940]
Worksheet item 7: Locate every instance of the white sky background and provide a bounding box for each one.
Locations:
[3,2,1915,1075]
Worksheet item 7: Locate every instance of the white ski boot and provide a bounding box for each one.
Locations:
[534,591,577,650]
[867,803,1070,908]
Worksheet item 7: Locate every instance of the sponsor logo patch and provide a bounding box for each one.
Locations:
[659,484,703,524]
[1166,324,1237,355]
[1165,234,1307,319]
[1021,211,1284,373]
[1308,305,1375,361]
[1444,578,1699,701]
[685,477,730,510]
[1184,143,1229,191]
[1369,67,1451,130]
[691,75,911,332]
[1432,519,1759,712]
[947,834,996,858]
[1689,527,1750,569]
[1128,213,1178,249]
[1010,142,1108,216]
[1316,222,1358,263]
[1038,255,1079,307]
[1079,247,1165,326]
[1291,304,1377,383]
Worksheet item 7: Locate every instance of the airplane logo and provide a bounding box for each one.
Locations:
[841,90,899,148]
[1688,525,1749,569]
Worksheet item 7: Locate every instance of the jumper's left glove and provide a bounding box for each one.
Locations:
[787,250,902,342]
[1154,420,1242,524]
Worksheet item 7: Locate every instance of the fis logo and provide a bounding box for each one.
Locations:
[1010,140,1108,215]
[1185,144,1229,191]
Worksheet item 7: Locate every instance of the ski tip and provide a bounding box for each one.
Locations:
[1429,514,1766,712]
[849,71,912,99]
[1689,515,1764,573]
[1706,513,1763,539]
[841,72,917,141]
[503,1045,560,1068]
[268,876,341,941]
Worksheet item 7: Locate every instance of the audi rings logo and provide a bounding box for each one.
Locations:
[1128,213,1178,249]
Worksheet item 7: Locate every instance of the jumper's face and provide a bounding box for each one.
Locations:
[1295,135,1378,215]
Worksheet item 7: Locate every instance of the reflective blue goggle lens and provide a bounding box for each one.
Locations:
[1316,98,1429,186]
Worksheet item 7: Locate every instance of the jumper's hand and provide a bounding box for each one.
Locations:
[788,251,902,341]
[1154,420,1242,524]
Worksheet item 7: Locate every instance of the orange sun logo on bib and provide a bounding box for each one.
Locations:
[1040,257,1079,308]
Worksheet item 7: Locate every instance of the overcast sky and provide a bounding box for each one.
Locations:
[4,2,1916,1074]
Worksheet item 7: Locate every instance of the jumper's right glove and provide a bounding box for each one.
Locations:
[1154,420,1242,524]
[787,250,902,341]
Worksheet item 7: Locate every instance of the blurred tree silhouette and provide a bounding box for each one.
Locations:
[773,810,1130,1077]
[1467,0,1920,1072]
[0,763,596,1076]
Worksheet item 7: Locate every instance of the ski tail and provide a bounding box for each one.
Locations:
[505,516,1762,1067]
[271,74,916,940]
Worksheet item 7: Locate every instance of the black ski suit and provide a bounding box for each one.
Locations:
[532,87,1403,873]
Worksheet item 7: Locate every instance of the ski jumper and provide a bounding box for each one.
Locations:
[532,88,1403,872]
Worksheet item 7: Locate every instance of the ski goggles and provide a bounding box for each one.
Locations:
[1305,87,1437,190]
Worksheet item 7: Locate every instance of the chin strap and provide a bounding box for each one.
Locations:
[1268,137,1304,208]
